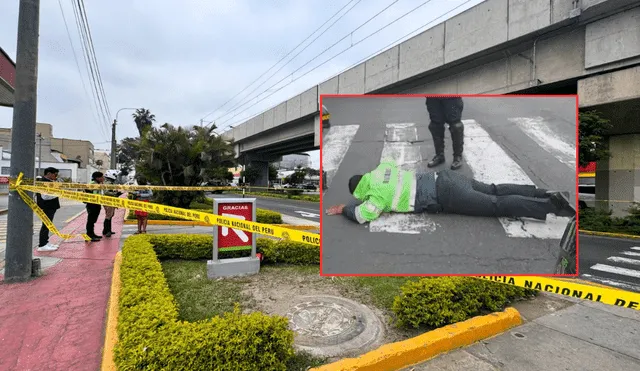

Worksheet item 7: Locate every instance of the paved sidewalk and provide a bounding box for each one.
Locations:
[0,209,126,371]
[404,293,640,370]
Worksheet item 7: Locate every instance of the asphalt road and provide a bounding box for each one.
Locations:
[579,234,640,293]
[321,96,577,275]
[207,193,320,223]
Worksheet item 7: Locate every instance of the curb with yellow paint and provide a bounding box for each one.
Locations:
[579,229,640,239]
[310,308,522,371]
[100,251,122,371]
[122,218,319,230]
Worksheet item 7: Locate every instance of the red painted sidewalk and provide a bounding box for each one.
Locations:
[0,209,125,371]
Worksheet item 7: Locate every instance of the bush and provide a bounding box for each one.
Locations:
[147,234,320,265]
[256,209,282,224]
[579,203,640,235]
[114,235,296,370]
[391,277,537,329]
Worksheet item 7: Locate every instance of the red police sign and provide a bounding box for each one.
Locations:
[216,201,254,249]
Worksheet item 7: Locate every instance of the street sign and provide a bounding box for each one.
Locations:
[209,198,259,279]
[215,201,254,249]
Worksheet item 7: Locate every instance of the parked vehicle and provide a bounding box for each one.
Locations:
[578,162,596,209]
[301,183,317,190]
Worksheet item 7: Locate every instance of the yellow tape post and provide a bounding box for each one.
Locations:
[19,183,320,247]
[11,174,91,241]
[477,276,640,310]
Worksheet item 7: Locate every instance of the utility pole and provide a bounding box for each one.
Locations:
[37,133,42,176]
[110,119,116,169]
[5,0,41,283]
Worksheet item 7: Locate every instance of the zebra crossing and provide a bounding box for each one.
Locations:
[322,116,575,239]
[582,246,640,293]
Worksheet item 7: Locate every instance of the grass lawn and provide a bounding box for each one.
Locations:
[161,260,421,370]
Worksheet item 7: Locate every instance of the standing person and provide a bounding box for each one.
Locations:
[133,178,153,234]
[425,96,465,170]
[36,167,61,252]
[325,161,575,224]
[85,171,105,242]
[102,171,123,237]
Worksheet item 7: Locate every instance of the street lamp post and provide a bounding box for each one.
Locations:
[111,107,137,169]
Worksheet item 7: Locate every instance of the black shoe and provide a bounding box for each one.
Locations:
[428,154,445,168]
[90,236,101,242]
[550,192,575,217]
[104,231,113,237]
[450,156,463,170]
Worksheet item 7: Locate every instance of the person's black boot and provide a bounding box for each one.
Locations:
[103,219,113,237]
[550,192,575,217]
[450,122,464,170]
[428,153,445,168]
[427,135,446,168]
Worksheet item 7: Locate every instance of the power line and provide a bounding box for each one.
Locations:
[69,0,111,135]
[216,0,437,131]
[200,0,361,124]
[209,0,402,128]
[76,0,112,119]
[57,0,108,141]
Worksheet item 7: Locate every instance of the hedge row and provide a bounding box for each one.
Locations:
[115,235,296,370]
[148,234,319,265]
[127,207,283,224]
[392,277,537,328]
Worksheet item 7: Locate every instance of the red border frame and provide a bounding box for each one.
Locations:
[318,93,580,278]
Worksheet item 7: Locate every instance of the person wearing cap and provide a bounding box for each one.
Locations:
[102,171,123,237]
[325,160,575,224]
[85,171,105,242]
[36,167,61,252]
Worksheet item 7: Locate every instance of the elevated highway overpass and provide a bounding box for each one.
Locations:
[225,0,640,214]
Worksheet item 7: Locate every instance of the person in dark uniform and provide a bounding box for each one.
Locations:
[85,171,105,242]
[425,96,465,170]
[36,167,61,252]
[325,161,575,224]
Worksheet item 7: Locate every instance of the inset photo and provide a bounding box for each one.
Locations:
[320,94,578,275]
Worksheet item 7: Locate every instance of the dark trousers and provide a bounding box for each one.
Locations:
[86,204,102,237]
[435,170,554,220]
[426,97,464,157]
[38,208,57,247]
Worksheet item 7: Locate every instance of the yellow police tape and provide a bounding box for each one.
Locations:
[15,182,321,248]
[14,178,315,193]
[13,176,91,242]
[477,276,640,310]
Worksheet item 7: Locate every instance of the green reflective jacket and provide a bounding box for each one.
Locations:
[351,161,416,223]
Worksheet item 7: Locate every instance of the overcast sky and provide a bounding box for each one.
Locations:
[0,0,483,169]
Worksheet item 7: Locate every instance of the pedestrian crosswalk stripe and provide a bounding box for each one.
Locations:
[462,119,571,239]
[322,125,360,190]
[632,247,640,251]
[621,251,640,257]
[607,256,640,266]
[370,123,438,235]
[590,264,640,279]
[508,117,576,168]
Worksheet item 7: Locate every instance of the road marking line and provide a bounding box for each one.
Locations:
[632,247,640,251]
[508,117,576,168]
[370,123,439,235]
[580,274,640,293]
[322,125,359,189]
[607,256,640,266]
[621,251,640,257]
[590,264,640,279]
[462,119,570,239]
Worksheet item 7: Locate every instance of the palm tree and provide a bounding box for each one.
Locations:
[132,108,156,136]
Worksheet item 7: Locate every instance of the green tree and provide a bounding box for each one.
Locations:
[289,166,306,184]
[269,164,278,181]
[240,164,261,184]
[116,137,141,176]
[579,110,613,167]
[132,108,156,137]
[135,123,236,208]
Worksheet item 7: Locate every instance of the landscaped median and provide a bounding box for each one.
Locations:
[102,234,537,370]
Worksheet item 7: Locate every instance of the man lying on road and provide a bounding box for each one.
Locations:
[325,160,575,224]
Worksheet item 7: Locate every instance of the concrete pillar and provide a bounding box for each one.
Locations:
[249,160,269,187]
[596,134,640,217]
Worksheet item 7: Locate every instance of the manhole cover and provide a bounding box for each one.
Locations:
[285,295,384,358]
